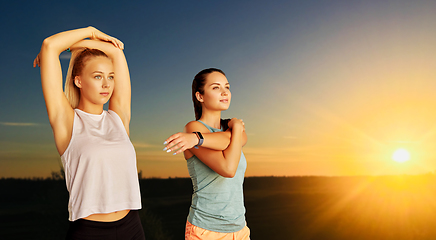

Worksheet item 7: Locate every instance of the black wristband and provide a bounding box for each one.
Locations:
[193,132,204,148]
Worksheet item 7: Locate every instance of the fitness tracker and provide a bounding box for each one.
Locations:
[193,132,204,149]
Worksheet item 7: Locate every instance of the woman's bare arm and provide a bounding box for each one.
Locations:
[35,27,94,155]
[34,27,123,154]
[164,120,247,154]
[182,118,245,178]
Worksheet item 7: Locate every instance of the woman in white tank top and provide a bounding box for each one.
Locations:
[34,27,144,239]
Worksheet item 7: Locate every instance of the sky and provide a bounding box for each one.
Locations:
[1,0,436,178]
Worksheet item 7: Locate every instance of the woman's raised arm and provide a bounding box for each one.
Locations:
[34,26,123,155]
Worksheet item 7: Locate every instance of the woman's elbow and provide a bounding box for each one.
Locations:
[220,167,237,178]
[41,37,59,53]
[42,38,54,49]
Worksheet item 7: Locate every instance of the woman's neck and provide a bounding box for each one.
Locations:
[199,111,222,129]
[77,101,104,115]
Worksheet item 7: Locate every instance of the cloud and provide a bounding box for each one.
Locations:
[0,122,40,127]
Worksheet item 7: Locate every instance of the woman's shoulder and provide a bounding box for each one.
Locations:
[185,120,201,127]
[184,120,209,132]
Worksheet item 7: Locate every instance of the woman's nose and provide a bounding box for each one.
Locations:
[102,78,110,88]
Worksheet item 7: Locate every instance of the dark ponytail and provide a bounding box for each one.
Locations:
[220,118,230,131]
[192,68,229,130]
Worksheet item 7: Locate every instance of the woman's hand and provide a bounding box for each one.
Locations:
[89,27,124,50]
[228,118,245,131]
[163,132,199,155]
[33,54,41,68]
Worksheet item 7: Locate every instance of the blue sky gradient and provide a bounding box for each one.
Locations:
[2,0,436,178]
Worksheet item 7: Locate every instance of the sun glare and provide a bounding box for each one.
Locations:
[392,148,410,163]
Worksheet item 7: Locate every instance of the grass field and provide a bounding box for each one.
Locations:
[2,175,436,239]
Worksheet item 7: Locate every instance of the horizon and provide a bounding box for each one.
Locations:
[3,171,436,180]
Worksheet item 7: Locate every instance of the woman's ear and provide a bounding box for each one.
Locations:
[74,76,82,88]
[195,91,203,103]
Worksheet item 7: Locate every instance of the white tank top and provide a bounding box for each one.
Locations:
[61,109,141,221]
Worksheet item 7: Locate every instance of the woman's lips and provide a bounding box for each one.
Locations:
[100,92,109,97]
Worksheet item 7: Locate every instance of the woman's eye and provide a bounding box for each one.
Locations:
[213,87,219,90]
[94,75,102,80]
[108,76,114,80]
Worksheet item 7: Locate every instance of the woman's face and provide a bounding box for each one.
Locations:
[75,56,114,105]
[198,71,231,111]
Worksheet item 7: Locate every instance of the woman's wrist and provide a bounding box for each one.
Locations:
[193,132,204,148]
[231,124,244,134]
[192,132,199,144]
[87,26,97,38]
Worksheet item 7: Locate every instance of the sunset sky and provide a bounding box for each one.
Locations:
[1,0,436,178]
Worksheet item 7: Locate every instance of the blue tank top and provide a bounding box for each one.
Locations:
[186,120,247,233]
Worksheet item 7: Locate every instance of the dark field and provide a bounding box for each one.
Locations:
[2,175,436,240]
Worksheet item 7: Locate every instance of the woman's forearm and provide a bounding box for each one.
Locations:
[165,119,247,155]
[201,131,232,150]
[41,27,94,55]
[70,39,122,58]
[165,130,236,154]
[202,129,247,150]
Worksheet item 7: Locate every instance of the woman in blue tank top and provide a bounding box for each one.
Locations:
[164,68,250,239]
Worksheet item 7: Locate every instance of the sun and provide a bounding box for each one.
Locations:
[392,148,410,163]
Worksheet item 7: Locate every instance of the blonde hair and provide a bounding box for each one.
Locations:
[64,48,109,109]
[65,50,81,109]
